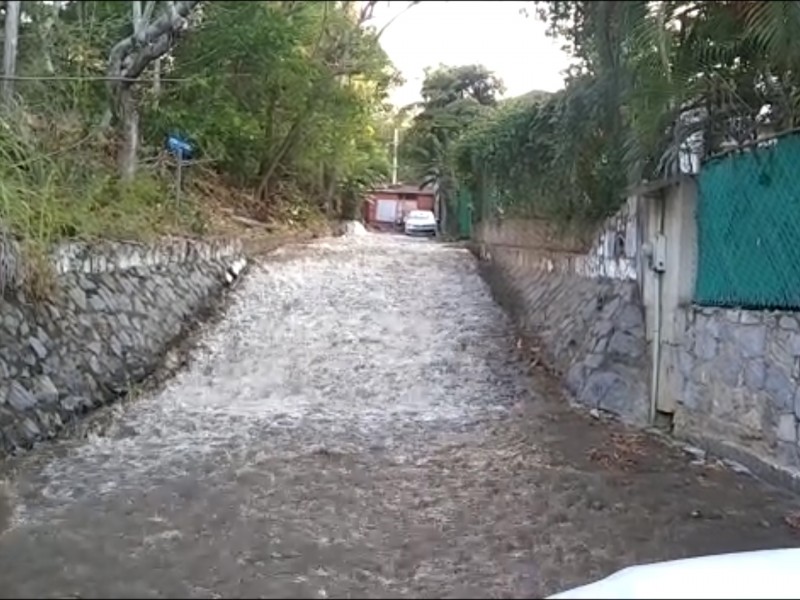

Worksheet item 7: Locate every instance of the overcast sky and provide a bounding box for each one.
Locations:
[369,1,572,108]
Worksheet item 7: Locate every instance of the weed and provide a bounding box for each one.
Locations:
[0,104,210,299]
[19,241,57,302]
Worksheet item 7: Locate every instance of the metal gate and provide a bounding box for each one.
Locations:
[375,199,398,223]
[456,188,473,239]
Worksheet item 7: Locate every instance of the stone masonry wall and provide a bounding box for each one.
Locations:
[0,238,246,455]
[673,306,800,482]
[476,208,649,424]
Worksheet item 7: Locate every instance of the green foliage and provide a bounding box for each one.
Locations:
[419,64,505,108]
[0,107,197,246]
[17,1,130,119]
[0,0,402,248]
[535,1,800,179]
[398,64,503,233]
[454,79,624,225]
[144,0,396,215]
[448,1,800,228]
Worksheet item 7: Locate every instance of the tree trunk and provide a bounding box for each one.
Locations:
[2,1,22,106]
[255,118,305,201]
[323,165,338,218]
[153,58,162,98]
[41,1,62,75]
[106,0,201,179]
[437,184,448,235]
[118,85,139,182]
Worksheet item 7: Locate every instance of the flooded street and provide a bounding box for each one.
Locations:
[0,233,798,599]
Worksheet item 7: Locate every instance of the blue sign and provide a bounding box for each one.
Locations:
[166,134,195,161]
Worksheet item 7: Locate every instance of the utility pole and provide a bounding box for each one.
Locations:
[2,1,22,106]
[392,127,399,184]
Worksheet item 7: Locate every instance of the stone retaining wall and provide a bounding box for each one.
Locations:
[672,306,800,483]
[0,238,246,455]
[475,207,800,488]
[476,212,649,424]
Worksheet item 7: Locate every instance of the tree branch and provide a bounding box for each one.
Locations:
[108,0,201,82]
[375,1,420,40]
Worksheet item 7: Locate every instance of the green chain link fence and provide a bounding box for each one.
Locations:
[455,176,501,238]
[455,188,473,239]
[695,132,800,310]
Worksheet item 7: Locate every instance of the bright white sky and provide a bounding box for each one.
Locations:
[369,1,572,108]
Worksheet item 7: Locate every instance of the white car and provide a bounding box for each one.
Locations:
[404,210,437,236]
[548,548,800,599]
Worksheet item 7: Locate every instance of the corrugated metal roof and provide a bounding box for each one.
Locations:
[370,183,434,195]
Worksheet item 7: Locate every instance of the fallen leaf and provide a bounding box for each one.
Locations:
[783,511,800,530]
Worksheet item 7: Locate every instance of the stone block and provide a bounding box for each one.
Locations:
[740,311,762,325]
[601,297,621,319]
[794,387,800,420]
[607,330,644,359]
[2,312,20,335]
[596,371,647,422]
[59,396,83,411]
[88,293,106,312]
[590,319,614,340]
[719,353,743,387]
[766,364,795,412]
[7,381,37,411]
[132,296,147,315]
[696,333,717,360]
[77,274,97,292]
[681,380,699,410]
[593,336,609,353]
[578,370,616,409]
[743,359,766,390]
[790,332,800,357]
[110,336,124,358]
[779,316,800,331]
[584,353,605,370]
[678,348,694,379]
[724,309,742,323]
[738,325,767,358]
[32,375,58,405]
[28,337,47,360]
[88,356,103,377]
[565,363,585,394]
[776,441,800,468]
[21,417,41,440]
[777,414,797,443]
[614,304,644,332]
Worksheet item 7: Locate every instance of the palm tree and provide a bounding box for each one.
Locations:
[620,1,800,180]
[414,129,456,234]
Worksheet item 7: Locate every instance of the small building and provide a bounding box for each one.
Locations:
[363,183,435,229]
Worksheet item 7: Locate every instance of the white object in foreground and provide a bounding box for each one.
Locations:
[548,549,800,599]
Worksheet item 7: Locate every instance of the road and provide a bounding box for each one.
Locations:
[1,232,798,599]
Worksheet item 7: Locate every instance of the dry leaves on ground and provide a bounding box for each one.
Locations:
[586,432,648,471]
[783,511,800,531]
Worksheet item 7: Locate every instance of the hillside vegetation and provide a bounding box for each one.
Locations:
[0,0,404,250]
[399,1,800,230]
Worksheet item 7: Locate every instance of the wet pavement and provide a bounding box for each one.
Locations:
[0,232,798,598]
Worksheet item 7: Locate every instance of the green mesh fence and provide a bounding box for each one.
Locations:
[695,133,800,309]
[455,188,473,239]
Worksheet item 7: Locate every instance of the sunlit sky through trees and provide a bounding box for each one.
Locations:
[371,1,571,107]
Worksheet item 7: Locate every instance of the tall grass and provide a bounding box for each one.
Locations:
[0,104,205,298]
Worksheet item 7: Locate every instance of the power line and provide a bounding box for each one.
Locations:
[0,74,191,82]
